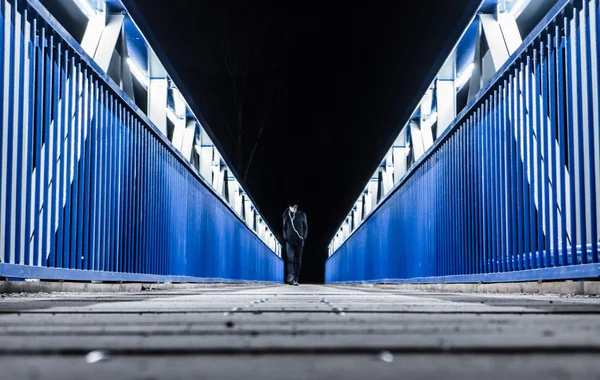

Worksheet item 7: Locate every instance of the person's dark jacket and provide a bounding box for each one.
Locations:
[282,209,308,242]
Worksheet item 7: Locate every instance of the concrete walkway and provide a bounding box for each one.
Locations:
[1,284,600,379]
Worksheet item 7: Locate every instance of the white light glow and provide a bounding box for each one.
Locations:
[456,62,475,89]
[509,0,529,17]
[126,58,149,87]
[166,106,186,124]
[166,108,179,124]
[73,0,97,19]
[424,111,438,128]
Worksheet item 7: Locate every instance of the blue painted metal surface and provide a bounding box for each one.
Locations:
[0,0,283,282]
[326,0,600,284]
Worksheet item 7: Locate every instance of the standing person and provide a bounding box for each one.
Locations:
[282,200,308,286]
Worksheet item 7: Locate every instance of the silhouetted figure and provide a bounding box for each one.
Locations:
[282,200,308,286]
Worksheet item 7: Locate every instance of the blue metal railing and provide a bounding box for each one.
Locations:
[326,0,600,283]
[0,0,283,282]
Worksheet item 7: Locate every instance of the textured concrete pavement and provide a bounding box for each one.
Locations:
[1,284,600,379]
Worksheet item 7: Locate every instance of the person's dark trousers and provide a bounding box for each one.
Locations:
[285,236,304,283]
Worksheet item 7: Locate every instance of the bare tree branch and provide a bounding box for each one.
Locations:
[216,10,284,183]
[242,80,283,182]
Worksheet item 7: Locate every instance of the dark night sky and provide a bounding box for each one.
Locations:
[128,0,481,283]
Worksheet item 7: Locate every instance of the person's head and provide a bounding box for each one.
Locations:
[288,200,299,213]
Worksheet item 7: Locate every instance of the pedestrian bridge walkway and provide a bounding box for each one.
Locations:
[2,1,600,377]
[0,0,599,284]
[2,284,600,379]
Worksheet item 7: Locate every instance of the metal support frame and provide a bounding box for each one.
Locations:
[198,127,213,182]
[93,13,123,72]
[480,13,511,69]
[468,19,483,101]
[327,0,599,283]
[227,171,242,216]
[0,0,282,281]
[355,197,364,225]
[181,119,195,161]
[436,52,457,137]
[147,51,167,135]
[382,154,394,196]
[392,130,408,183]
[331,4,531,252]
[410,120,425,160]
[170,86,186,151]
[118,25,134,100]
